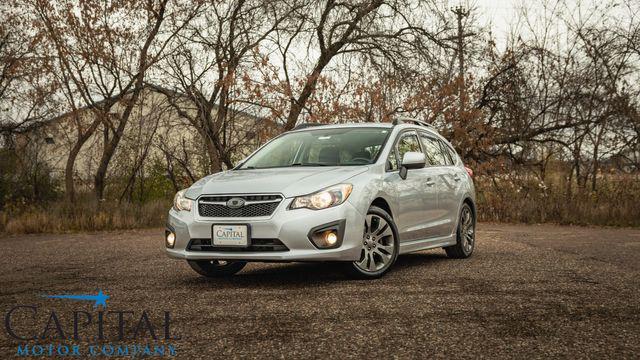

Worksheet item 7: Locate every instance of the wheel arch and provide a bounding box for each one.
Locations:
[463,196,476,220]
[371,196,393,219]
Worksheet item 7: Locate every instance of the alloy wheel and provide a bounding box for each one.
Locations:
[460,206,475,254]
[355,214,396,272]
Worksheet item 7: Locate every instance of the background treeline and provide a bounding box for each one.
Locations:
[0,0,639,233]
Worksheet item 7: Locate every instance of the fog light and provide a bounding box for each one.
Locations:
[324,231,338,246]
[307,220,345,249]
[165,230,176,248]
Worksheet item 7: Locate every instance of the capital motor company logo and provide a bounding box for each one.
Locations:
[3,290,181,358]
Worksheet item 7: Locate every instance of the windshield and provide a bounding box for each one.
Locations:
[239,127,391,169]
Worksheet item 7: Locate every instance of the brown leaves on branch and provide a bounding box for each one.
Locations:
[2,0,639,205]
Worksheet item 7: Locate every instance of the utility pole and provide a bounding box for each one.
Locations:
[451,6,470,110]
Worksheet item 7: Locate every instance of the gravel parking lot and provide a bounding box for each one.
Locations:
[1,223,639,359]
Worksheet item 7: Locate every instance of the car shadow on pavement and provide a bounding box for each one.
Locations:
[180,262,344,288]
[395,251,450,268]
[176,251,451,288]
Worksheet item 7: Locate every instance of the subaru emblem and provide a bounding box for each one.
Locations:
[226,197,245,209]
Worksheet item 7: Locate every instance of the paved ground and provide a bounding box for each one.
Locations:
[1,223,639,359]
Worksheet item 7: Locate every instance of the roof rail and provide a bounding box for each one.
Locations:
[292,123,326,130]
[392,117,435,129]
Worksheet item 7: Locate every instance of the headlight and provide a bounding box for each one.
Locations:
[173,190,193,211]
[290,184,353,210]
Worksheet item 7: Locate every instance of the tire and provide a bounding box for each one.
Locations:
[344,206,399,279]
[187,259,247,277]
[445,203,476,259]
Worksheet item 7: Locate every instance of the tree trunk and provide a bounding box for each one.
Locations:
[65,118,101,202]
[65,140,84,202]
[205,134,222,173]
[213,90,236,170]
[284,58,330,130]
[591,126,605,192]
[591,145,599,192]
[566,163,574,199]
[94,126,121,200]
[164,152,179,193]
[93,1,167,199]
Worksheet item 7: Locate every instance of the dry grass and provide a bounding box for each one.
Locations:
[476,173,640,227]
[0,199,169,234]
[1,173,638,235]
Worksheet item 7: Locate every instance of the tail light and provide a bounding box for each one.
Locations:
[464,166,473,178]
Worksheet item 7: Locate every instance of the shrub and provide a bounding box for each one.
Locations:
[0,148,60,211]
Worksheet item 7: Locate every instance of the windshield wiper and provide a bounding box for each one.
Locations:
[290,162,330,167]
[238,163,332,170]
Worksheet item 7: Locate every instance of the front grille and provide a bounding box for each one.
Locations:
[188,238,289,252]
[198,194,282,218]
[200,195,281,202]
[199,203,279,217]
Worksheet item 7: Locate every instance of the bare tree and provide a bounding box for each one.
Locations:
[0,1,57,138]
[275,0,446,130]
[31,0,194,200]
[158,0,303,172]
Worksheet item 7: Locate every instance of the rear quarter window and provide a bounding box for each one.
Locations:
[438,140,459,166]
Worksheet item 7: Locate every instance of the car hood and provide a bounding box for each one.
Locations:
[185,166,369,198]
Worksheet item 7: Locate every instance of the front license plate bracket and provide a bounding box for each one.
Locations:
[211,224,250,247]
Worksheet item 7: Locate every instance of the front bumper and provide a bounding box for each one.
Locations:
[165,197,364,262]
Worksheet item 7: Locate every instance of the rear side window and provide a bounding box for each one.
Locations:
[419,134,448,166]
[438,140,457,165]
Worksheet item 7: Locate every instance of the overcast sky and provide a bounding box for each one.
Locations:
[470,0,630,49]
[475,0,519,42]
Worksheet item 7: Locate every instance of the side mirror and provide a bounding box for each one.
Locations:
[399,152,425,180]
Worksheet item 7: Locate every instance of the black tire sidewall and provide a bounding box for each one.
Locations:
[188,260,247,277]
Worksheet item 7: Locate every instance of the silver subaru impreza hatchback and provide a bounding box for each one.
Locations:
[165,119,476,279]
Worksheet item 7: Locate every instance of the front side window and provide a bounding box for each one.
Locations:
[387,149,399,171]
[419,134,448,166]
[240,127,391,169]
[396,133,422,164]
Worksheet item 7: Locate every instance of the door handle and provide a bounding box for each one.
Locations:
[426,179,435,186]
